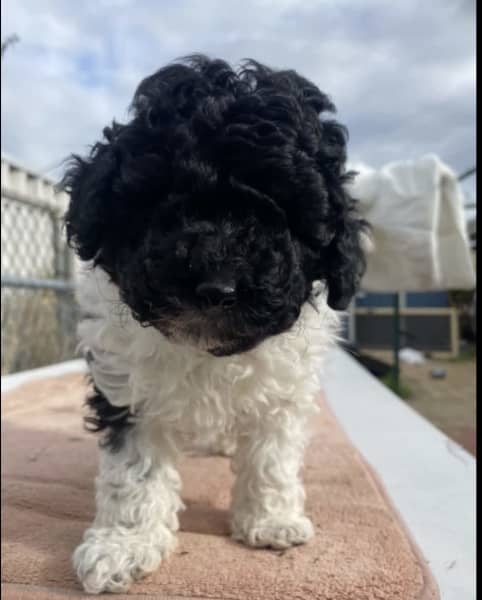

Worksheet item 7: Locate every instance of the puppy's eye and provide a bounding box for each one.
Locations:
[257,122,277,137]
[175,241,189,260]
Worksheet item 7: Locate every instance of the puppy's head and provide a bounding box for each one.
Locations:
[63,56,366,355]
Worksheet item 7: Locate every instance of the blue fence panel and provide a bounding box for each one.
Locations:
[355,292,396,308]
[406,291,450,308]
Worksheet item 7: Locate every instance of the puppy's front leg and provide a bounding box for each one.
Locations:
[231,416,314,549]
[73,428,182,594]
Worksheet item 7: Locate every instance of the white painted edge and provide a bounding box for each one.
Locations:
[322,347,475,600]
[1,359,87,393]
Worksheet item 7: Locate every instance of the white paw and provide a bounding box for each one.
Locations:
[73,526,176,594]
[232,515,314,549]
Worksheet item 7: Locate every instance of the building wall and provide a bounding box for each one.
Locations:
[349,290,458,356]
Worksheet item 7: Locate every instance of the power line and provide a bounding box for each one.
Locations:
[458,166,476,181]
[1,34,20,58]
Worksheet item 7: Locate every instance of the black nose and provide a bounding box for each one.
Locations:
[195,281,236,306]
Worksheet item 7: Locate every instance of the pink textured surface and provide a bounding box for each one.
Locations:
[1,373,439,599]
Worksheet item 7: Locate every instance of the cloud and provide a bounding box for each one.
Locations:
[1,0,475,197]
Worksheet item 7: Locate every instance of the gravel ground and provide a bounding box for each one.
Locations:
[363,348,476,456]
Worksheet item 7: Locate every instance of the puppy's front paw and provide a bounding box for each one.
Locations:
[232,515,314,549]
[73,525,176,594]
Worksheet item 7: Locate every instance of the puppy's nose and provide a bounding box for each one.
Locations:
[195,281,236,306]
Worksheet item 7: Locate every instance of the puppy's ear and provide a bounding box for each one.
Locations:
[62,129,119,262]
[323,199,368,311]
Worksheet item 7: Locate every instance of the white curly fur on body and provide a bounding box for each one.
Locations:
[73,266,339,594]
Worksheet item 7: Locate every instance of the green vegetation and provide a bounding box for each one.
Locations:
[449,345,476,363]
[380,372,413,400]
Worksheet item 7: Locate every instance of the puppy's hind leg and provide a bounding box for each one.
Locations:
[73,427,182,594]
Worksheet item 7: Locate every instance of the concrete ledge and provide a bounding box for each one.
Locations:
[1,359,87,393]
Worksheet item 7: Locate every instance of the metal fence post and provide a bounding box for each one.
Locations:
[392,292,400,393]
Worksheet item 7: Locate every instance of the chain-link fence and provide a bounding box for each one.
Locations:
[1,188,79,375]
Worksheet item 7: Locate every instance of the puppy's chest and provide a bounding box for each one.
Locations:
[150,374,244,453]
[137,361,249,437]
[176,385,239,431]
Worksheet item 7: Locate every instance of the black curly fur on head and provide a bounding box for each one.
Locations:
[63,55,366,355]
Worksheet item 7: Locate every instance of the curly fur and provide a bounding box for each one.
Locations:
[62,56,366,594]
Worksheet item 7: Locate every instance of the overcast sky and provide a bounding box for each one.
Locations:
[1,0,476,203]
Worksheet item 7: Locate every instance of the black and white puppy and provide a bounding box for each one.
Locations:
[63,55,366,594]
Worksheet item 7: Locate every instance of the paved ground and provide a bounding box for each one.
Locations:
[363,349,476,456]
